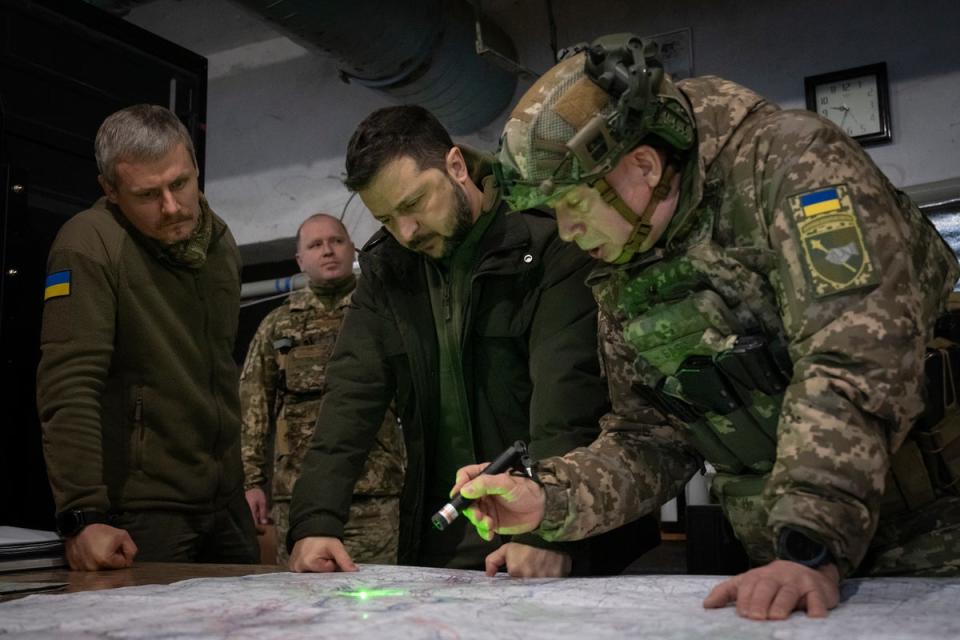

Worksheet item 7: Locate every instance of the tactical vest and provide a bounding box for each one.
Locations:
[604,242,960,556]
[269,305,343,498]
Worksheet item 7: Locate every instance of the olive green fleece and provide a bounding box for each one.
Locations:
[37,196,244,516]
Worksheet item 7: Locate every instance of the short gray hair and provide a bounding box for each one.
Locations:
[95,104,197,185]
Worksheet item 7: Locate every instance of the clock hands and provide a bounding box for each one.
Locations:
[829,104,850,129]
[828,104,863,133]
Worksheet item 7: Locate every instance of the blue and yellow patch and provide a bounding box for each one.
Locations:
[798,187,843,217]
[788,184,880,298]
[44,270,72,301]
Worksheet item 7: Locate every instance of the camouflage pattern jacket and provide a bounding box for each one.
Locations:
[535,76,960,577]
[240,283,405,504]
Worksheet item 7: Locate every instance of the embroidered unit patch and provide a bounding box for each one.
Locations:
[788,184,879,298]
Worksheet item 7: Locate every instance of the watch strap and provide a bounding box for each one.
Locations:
[776,527,834,569]
[55,509,110,537]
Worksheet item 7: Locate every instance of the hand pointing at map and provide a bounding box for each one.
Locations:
[288,536,358,573]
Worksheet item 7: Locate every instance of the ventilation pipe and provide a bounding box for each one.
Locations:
[231,0,519,134]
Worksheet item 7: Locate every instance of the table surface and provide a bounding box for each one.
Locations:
[0,562,284,600]
[1,564,959,639]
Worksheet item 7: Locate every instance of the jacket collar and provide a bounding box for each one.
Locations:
[287,286,354,312]
[359,182,542,286]
[101,193,228,263]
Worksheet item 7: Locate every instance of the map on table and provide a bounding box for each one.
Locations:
[0,564,958,639]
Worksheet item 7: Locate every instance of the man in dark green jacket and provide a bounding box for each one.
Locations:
[37,105,258,570]
[288,105,658,575]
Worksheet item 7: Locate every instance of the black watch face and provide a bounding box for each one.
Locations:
[56,511,83,536]
[785,531,817,560]
[780,528,829,567]
[57,510,107,536]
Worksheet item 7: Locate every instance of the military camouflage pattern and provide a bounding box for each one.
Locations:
[865,495,960,576]
[498,48,694,212]
[240,285,406,563]
[533,75,960,578]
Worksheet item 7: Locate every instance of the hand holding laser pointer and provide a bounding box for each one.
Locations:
[434,441,547,540]
[431,441,531,530]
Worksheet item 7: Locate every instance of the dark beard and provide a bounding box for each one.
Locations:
[437,176,473,259]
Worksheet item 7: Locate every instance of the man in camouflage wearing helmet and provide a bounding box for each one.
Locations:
[451,33,960,620]
[240,213,405,565]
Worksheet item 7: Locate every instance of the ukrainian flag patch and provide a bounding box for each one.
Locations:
[788,184,880,298]
[799,187,842,216]
[44,269,71,301]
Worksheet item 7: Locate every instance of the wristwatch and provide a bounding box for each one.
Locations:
[776,527,834,569]
[55,509,110,537]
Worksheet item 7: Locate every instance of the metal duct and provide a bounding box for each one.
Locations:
[80,0,143,16]
[231,0,519,134]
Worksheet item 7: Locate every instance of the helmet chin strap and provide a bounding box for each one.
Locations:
[593,163,677,264]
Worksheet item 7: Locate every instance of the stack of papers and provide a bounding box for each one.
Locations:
[0,526,65,573]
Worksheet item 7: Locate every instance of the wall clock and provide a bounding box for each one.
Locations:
[804,62,892,146]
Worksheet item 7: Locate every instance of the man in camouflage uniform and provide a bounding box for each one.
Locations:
[451,34,960,620]
[240,213,406,565]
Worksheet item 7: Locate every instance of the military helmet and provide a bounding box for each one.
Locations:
[498,33,696,211]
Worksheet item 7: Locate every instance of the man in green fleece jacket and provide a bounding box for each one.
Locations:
[36,105,258,570]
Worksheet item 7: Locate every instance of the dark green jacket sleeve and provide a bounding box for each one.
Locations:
[37,233,118,514]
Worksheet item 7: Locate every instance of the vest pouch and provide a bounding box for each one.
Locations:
[880,342,960,516]
[714,335,789,443]
[284,344,327,394]
[921,410,960,496]
[671,358,777,474]
[625,290,742,374]
[702,410,775,474]
[273,399,322,498]
[615,253,706,317]
[628,288,781,475]
[711,472,775,564]
[743,392,781,442]
[684,418,745,474]
[914,342,960,497]
[880,438,937,518]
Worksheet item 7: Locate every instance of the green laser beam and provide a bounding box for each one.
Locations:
[336,589,407,600]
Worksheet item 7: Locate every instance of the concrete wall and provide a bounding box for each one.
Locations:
[126,0,960,255]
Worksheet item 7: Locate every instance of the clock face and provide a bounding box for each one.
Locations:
[814,74,883,138]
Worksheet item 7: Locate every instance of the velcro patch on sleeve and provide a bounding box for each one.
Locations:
[44,269,72,301]
[787,184,880,298]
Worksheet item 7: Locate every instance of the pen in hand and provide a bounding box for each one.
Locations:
[431,440,532,531]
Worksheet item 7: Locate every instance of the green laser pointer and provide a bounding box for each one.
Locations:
[431,440,533,531]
